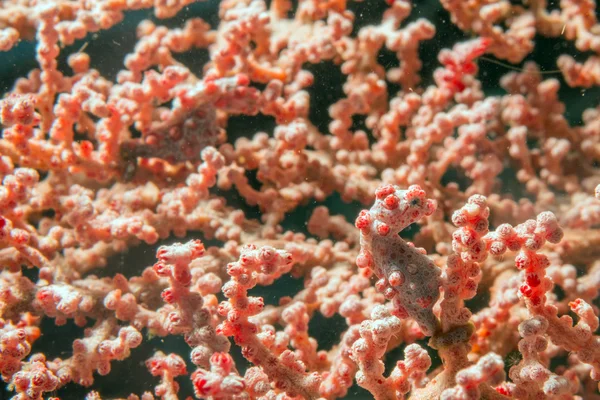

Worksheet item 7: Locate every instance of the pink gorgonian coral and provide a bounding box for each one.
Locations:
[1,0,600,399]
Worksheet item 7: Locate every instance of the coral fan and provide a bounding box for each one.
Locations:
[1,0,600,399]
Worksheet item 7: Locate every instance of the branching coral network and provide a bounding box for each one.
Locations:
[1,0,600,399]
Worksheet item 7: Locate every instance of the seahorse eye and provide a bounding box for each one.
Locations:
[410,198,420,207]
